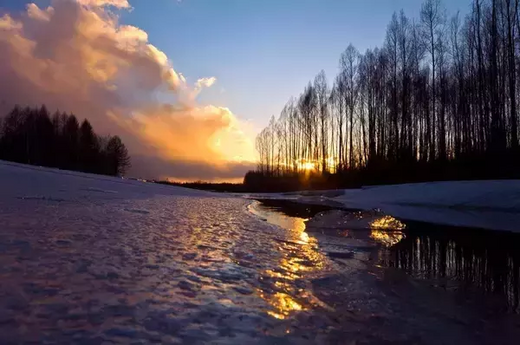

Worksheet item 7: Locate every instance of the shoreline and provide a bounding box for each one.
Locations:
[250,199,520,344]
[245,180,520,233]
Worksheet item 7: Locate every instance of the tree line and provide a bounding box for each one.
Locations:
[247,0,520,191]
[0,105,131,176]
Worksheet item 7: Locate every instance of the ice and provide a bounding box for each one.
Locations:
[0,160,356,343]
[0,160,293,343]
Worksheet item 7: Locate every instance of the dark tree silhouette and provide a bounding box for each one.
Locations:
[105,135,131,177]
[62,114,80,171]
[0,105,131,177]
[79,119,100,173]
[248,0,520,192]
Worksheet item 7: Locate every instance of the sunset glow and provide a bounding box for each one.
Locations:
[296,160,316,171]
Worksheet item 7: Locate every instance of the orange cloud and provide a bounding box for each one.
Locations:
[0,0,257,181]
[111,104,255,165]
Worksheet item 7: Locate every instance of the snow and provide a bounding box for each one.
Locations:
[247,180,520,232]
[0,159,216,201]
[336,180,520,210]
[334,181,520,232]
[0,160,332,342]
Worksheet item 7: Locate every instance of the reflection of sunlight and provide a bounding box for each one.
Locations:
[370,215,406,247]
[300,231,310,244]
[253,204,327,320]
[265,293,303,320]
[370,215,406,231]
[371,230,405,247]
[264,269,300,280]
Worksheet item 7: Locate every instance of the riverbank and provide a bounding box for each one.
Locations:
[246,180,520,232]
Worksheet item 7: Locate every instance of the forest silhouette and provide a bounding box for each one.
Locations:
[0,105,130,177]
[246,0,520,192]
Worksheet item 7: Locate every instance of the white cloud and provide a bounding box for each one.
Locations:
[196,76,217,89]
[77,0,131,8]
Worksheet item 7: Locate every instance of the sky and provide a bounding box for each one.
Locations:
[124,0,472,128]
[0,0,472,181]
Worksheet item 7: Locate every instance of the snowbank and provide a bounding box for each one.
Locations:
[248,180,520,232]
[333,181,520,232]
[336,180,520,211]
[0,160,217,200]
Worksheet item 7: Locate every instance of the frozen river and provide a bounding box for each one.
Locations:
[1,161,519,344]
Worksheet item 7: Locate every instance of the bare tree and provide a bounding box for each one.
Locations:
[314,70,329,172]
[421,0,446,160]
[340,44,360,169]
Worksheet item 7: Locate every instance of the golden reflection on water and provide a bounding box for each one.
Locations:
[265,293,304,319]
[251,203,327,320]
[371,230,405,247]
[370,215,406,247]
[252,203,409,319]
[370,215,406,231]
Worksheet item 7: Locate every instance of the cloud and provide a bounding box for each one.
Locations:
[0,0,257,181]
[26,4,54,21]
[131,155,254,183]
[196,77,217,89]
[77,0,131,8]
[188,76,217,100]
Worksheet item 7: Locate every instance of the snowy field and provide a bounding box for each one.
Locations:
[1,160,519,344]
[248,180,520,232]
[0,161,324,343]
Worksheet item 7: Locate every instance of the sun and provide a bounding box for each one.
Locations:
[301,162,315,170]
[296,160,316,171]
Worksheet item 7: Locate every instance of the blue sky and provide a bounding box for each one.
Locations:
[2,0,473,130]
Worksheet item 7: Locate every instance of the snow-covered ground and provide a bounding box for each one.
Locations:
[0,160,327,343]
[1,160,519,343]
[0,159,216,201]
[248,180,520,232]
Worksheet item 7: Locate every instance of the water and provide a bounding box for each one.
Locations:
[379,222,520,313]
[246,200,335,321]
[257,198,520,314]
